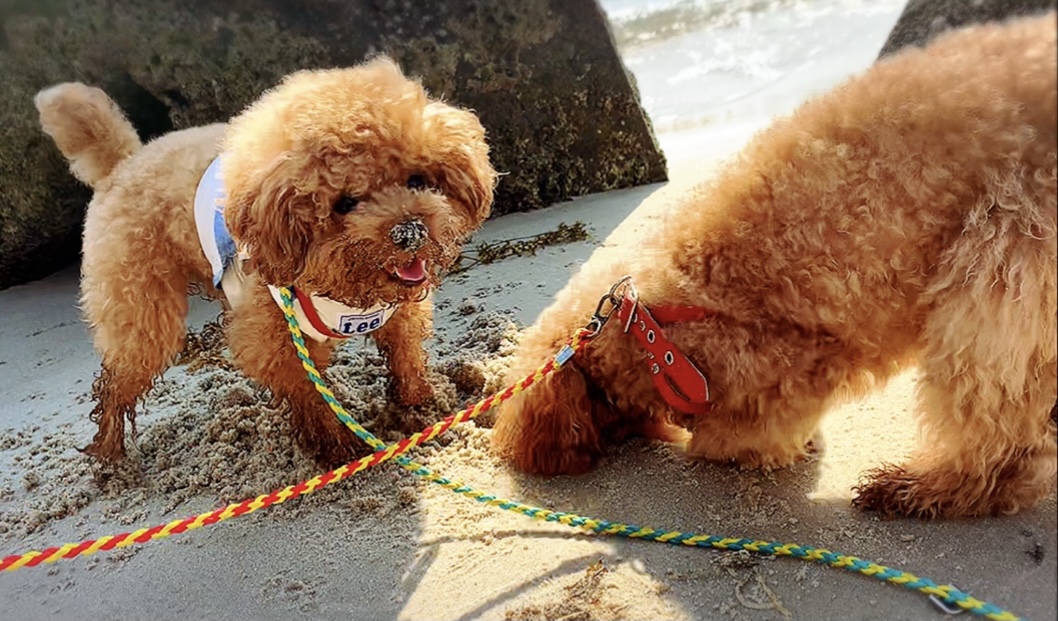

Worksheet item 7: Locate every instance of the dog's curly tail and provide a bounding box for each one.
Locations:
[34,82,141,189]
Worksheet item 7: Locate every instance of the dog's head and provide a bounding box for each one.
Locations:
[221,57,496,307]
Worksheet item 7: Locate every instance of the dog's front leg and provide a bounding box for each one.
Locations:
[371,299,434,406]
[227,283,363,467]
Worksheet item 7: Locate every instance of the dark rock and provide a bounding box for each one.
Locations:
[878,0,1057,58]
[0,0,666,289]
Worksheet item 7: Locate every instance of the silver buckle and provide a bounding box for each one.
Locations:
[929,585,966,615]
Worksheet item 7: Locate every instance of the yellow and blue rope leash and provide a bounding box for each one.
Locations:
[0,286,1026,621]
[277,286,1022,621]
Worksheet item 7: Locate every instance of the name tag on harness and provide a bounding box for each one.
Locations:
[338,309,387,335]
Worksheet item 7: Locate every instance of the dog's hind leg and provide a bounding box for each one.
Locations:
[854,217,1057,518]
[80,246,190,462]
[226,283,363,467]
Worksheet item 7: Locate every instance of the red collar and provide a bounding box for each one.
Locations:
[293,287,349,339]
[615,294,713,415]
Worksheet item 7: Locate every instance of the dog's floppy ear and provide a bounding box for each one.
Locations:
[424,103,497,224]
[225,154,316,286]
[492,361,603,476]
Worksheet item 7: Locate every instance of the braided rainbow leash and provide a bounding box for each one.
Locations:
[0,284,1024,621]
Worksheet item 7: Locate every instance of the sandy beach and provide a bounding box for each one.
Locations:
[1,2,1055,620]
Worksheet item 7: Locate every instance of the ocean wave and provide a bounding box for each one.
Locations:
[606,0,795,48]
[603,0,879,49]
[605,0,906,138]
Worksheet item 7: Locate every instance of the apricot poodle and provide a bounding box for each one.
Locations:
[36,57,497,466]
[493,13,1057,519]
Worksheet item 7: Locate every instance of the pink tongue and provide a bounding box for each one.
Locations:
[397,258,426,282]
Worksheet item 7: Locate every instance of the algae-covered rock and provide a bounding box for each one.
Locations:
[0,0,666,289]
[878,0,1057,58]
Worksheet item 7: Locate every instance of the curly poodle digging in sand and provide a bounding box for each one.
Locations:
[36,57,497,466]
[493,13,1057,519]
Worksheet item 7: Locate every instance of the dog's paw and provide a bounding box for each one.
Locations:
[80,437,127,463]
[310,436,371,469]
[687,441,809,471]
[391,374,434,407]
[512,445,599,477]
[856,456,1054,519]
[290,410,371,468]
[852,465,948,519]
[751,446,815,469]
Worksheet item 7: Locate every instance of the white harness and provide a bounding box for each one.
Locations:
[193,156,397,342]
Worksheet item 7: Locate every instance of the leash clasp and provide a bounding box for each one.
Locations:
[584,276,637,337]
[930,585,967,615]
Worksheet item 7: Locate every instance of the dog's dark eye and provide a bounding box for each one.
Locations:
[333,195,359,215]
[407,174,427,190]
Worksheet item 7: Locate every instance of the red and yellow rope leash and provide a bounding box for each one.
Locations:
[0,319,575,573]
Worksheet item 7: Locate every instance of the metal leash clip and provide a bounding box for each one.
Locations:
[584,276,636,338]
[929,585,967,615]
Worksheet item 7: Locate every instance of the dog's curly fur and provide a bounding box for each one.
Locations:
[36,57,497,466]
[492,13,1058,519]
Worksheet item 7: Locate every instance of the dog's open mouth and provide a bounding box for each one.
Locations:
[393,257,428,286]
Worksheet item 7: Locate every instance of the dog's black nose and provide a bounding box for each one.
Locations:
[390,219,428,252]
